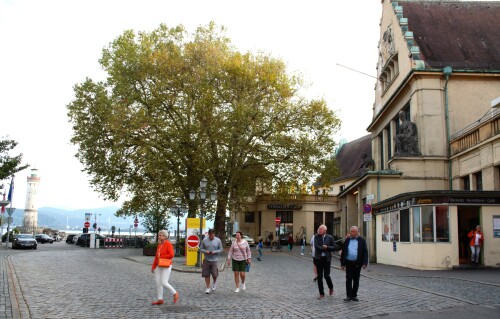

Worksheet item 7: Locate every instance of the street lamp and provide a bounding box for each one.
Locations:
[92,213,101,248]
[190,178,216,267]
[170,197,186,257]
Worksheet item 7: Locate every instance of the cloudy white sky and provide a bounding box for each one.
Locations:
[1,0,385,210]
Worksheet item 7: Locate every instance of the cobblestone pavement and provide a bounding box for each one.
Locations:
[1,243,499,318]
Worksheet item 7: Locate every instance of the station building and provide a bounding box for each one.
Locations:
[232,0,500,269]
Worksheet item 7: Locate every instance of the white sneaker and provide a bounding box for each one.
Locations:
[234,287,240,293]
[211,283,217,291]
[205,288,211,294]
[241,283,246,290]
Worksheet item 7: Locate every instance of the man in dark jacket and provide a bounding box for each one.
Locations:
[313,224,340,299]
[340,226,368,302]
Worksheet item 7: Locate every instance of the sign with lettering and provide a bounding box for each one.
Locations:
[267,204,302,210]
[494,215,500,238]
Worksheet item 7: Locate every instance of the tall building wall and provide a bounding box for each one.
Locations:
[23,168,40,232]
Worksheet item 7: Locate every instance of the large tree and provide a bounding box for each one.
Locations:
[0,137,29,181]
[67,23,341,240]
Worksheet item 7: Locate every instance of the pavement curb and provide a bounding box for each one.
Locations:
[6,256,22,319]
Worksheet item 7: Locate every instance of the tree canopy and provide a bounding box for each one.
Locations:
[67,22,341,238]
[0,137,29,181]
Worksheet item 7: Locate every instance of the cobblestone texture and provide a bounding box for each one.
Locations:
[1,243,499,318]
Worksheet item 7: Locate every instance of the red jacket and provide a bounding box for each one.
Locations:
[152,240,174,270]
[468,230,484,247]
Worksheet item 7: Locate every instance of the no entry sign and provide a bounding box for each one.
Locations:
[84,221,90,228]
[187,235,200,248]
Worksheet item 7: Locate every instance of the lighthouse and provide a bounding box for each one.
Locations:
[23,168,41,233]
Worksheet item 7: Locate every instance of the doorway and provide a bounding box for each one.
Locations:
[457,206,480,265]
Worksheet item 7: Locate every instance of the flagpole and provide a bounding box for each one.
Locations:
[1,187,5,239]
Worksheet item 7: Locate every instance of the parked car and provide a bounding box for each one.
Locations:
[35,234,54,244]
[226,233,255,247]
[12,234,37,249]
[76,233,107,247]
[66,234,77,244]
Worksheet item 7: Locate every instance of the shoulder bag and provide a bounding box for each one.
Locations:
[157,244,172,268]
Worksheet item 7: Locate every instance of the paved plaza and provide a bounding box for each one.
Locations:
[1,242,499,318]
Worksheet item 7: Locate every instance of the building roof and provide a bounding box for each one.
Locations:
[398,0,500,70]
[333,134,372,181]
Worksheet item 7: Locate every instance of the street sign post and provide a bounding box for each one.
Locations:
[363,204,372,222]
[187,235,200,248]
[363,204,372,214]
[5,207,15,249]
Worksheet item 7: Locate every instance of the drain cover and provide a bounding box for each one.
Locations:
[160,305,201,313]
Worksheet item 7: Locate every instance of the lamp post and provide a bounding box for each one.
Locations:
[190,178,216,268]
[171,197,186,257]
[92,213,101,248]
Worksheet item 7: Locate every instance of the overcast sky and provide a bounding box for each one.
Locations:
[0,0,385,210]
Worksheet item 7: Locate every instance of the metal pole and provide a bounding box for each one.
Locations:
[199,208,204,267]
[196,207,203,267]
[5,219,10,249]
[176,209,180,257]
[94,214,97,248]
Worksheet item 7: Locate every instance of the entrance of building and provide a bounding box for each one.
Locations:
[457,206,480,265]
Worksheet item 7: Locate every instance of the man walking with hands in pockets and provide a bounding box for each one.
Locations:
[199,229,223,294]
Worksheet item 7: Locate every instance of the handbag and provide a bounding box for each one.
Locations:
[157,243,172,268]
[158,258,172,268]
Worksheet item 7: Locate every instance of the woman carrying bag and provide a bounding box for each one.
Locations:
[227,231,251,293]
[151,230,179,305]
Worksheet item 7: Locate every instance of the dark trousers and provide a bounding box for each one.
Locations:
[345,260,362,298]
[314,256,333,295]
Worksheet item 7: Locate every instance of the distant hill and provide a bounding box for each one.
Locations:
[4,206,136,232]
[2,206,202,233]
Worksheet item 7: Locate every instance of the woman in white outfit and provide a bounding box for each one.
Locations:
[151,230,179,305]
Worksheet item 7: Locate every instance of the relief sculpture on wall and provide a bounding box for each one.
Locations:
[395,110,420,156]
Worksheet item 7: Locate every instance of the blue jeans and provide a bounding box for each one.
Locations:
[257,248,262,259]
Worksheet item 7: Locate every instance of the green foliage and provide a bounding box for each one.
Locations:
[67,22,341,238]
[145,241,158,249]
[0,138,29,181]
[116,193,170,240]
[1,227,20,242]
[317,157,341,187]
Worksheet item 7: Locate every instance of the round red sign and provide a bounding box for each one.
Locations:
[187,235,200,248]
[363,204,372,214]
[84,221,90,228]
[275,217,281,223]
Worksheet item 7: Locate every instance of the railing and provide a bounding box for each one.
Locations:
[451,108,500,155]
